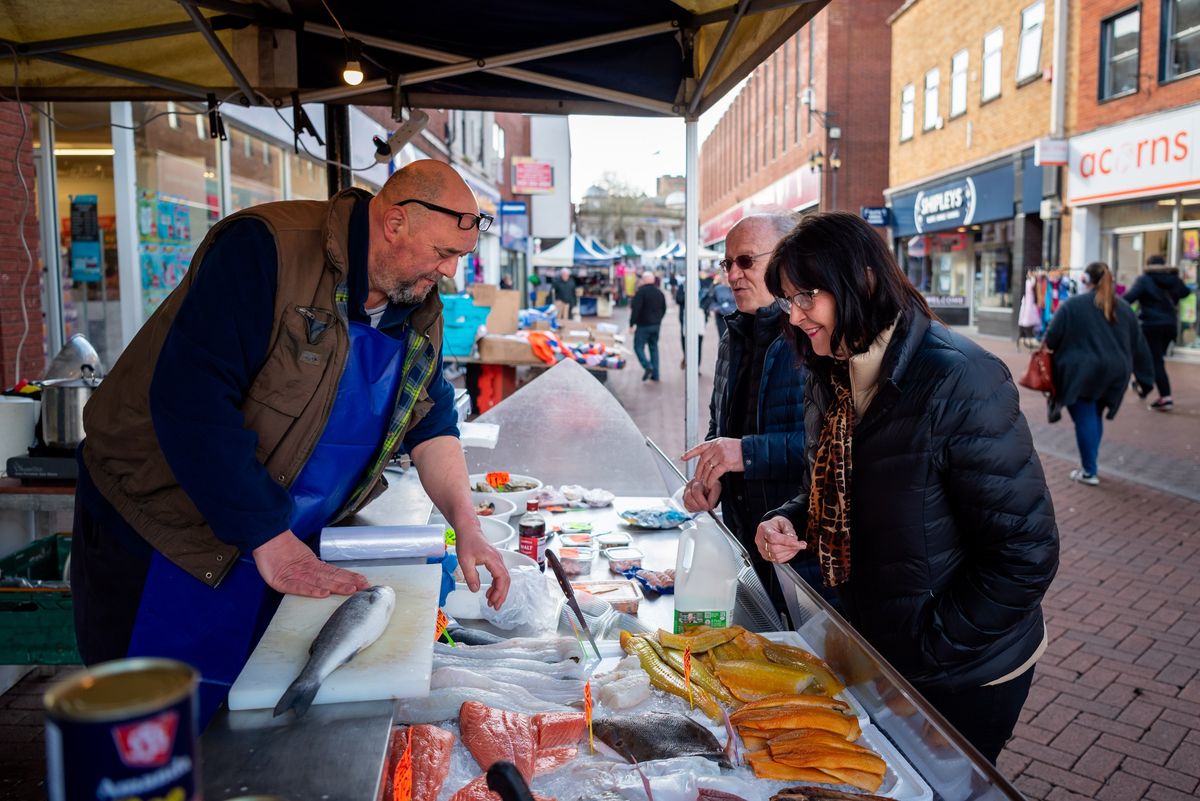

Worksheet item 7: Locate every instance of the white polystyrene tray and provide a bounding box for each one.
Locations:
[858,721,935,801]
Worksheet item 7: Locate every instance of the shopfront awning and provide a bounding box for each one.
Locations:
[0,0,828,118]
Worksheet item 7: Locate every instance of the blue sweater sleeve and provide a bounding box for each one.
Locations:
[149,220,294,551]
[403,351,460,449]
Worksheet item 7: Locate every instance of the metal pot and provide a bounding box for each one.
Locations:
[40,364,102,449]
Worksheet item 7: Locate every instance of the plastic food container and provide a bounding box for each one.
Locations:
[596,532,632,551]
[605,546,644,574]
[557,547,595,576]
[559,532,594,548]
[571,580,644,614]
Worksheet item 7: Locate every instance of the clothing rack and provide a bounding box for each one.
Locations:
[1017,267,1078,351]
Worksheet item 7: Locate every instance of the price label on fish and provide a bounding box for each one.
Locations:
[434,610,455,646]
[584,681,594,754]
[393,727,413,801]
[683,644,693,708]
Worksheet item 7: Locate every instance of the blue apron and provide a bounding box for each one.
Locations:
[127,321,408,726]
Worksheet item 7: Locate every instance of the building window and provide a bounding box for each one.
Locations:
[1017,2,1045,83]
[923,68,941,130]
[900,84,915,141]
[166,101,180,129]
[1161,0,1200,81]
[982,28,1004,101]
[1101,8,1140,99]
[951,50,969,117]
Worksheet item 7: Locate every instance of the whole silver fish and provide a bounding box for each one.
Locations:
[273,585,396,718]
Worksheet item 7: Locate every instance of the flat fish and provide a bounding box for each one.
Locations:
[394,688,570,724]
[431,667,584,706]
[433,637,583,663]
[433,652,589,680]
[273,585,396,718]
[593,712,731,768]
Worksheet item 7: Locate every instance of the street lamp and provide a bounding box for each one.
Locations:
[801,86,843,209]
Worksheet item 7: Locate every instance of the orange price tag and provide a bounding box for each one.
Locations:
[683,644,694,709]
[584,681,594,754]
[486,471,510,489]
[393,728,413,801]
[435,610,456,646]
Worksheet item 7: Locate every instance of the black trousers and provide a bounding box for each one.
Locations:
[69,497,151,665]
[918,667,1036,764]
[1142,325,1176,398]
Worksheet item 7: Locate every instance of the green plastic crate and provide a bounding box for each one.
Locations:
[0,534,80,664]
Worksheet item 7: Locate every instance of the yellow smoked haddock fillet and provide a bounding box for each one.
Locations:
[711,630,773,664]
[745,751,885,792]
[657,626,742,653]
[769,747,887,777]
[729,709,854,743]
[730,693,850,721]
[642,633,737,706]
[715,660,816,701]
[761,644,846,696]
[620,631,724,723]
[765,729,865,750]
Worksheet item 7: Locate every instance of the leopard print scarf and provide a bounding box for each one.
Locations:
[806,359,854,587]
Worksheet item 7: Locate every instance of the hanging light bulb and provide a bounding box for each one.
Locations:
[343,39,364,86]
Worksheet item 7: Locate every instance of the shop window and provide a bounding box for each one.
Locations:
[1181,192,1200,221]
[951,50,969,117]
[1161,0,1200,81]
[290,153,327,201]
[133,101,220,321]
[976,222,1013,310]
[229,127,284,213]
[166,101,180,129]
[982,28,1004,101]
[1017,2,1045,83]
[900,84,915,142]
[923,69,941,130]
[1101,197,1174,228]
[1101,8,1141,99]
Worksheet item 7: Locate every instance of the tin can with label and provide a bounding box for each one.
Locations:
[44,658,200,801]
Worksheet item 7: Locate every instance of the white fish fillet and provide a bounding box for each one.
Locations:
[393,687,570,723]
[433,652,589,680]
[595,672,652,710]
[432,637,583,663]
[431,666,585,705]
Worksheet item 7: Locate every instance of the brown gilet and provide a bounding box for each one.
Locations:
[82,189,444,587]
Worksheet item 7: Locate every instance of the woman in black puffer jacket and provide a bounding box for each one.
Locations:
[756,212,1059,764]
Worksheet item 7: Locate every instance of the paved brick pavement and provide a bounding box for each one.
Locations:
[1,305,1196,801]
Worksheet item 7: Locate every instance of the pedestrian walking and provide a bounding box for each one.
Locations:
[676,279,709,369]
[1044,261,1155,486]
[552,267,578,320]
[1121,254,1192,411]
[709,272,738,340]
[756,211,1059,763]
[629,271,666,381]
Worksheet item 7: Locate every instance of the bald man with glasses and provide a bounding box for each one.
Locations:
[73,160,509,721]
[681,213,829,613]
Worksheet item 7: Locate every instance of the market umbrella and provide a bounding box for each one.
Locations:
[531,232,616,268]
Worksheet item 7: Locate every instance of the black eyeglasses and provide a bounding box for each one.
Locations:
[778,289,822,312]
[718,250,773,273]
[394,198,494,232]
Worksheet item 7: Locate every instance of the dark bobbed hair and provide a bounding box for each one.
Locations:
[765,211,932,367]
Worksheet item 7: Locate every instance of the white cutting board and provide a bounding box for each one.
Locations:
[227,563,442,712]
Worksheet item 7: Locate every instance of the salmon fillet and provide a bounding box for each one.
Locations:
[459,701,536,781]
[412,724,456,801]
[532,711,585,749]
[447,775,556,801]
[534,746,577,776]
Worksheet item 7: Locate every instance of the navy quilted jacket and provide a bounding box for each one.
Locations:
[772,309,1059,692]
[707,306,808,554]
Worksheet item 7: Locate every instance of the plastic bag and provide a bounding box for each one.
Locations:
[481,565,559,631]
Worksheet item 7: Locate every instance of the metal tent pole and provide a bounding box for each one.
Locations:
[684,118,700,473]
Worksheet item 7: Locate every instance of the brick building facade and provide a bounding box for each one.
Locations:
[886,0,1057,331]
[0,103,44,388]
[1063,0,1200,352]
[699,1,898,247]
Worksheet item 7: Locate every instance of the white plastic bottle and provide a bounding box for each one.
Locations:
[673,517,739,633]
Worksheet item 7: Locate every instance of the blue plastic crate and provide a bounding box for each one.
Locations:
[440,294,491,357]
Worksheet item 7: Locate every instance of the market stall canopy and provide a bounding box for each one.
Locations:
[0,0,829,118]
[583,236,618,258]
[649,240,723,260]
[532,233,616,268]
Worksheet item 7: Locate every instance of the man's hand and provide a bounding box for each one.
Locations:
[755,516,807,564]
[682,437,744,488]
[681,478,722,512]
[453,523,510,610]
[253,530,370,597]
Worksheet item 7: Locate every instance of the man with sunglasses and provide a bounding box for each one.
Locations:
[72,159,509,722]
[681,213,826,613]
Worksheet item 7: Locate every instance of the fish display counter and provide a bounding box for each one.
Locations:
[201,361,1027,801]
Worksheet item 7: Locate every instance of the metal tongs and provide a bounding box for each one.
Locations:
[544,549,601,660]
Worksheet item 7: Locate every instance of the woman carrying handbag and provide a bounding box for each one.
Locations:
[1043,262,1155,485]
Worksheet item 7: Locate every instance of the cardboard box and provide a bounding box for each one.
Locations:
[467,285,521,335]
[477,335,542,364]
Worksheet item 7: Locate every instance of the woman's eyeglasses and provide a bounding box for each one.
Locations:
[778,289,822,312]
[394,198,494,232]
[718,251,773,273]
